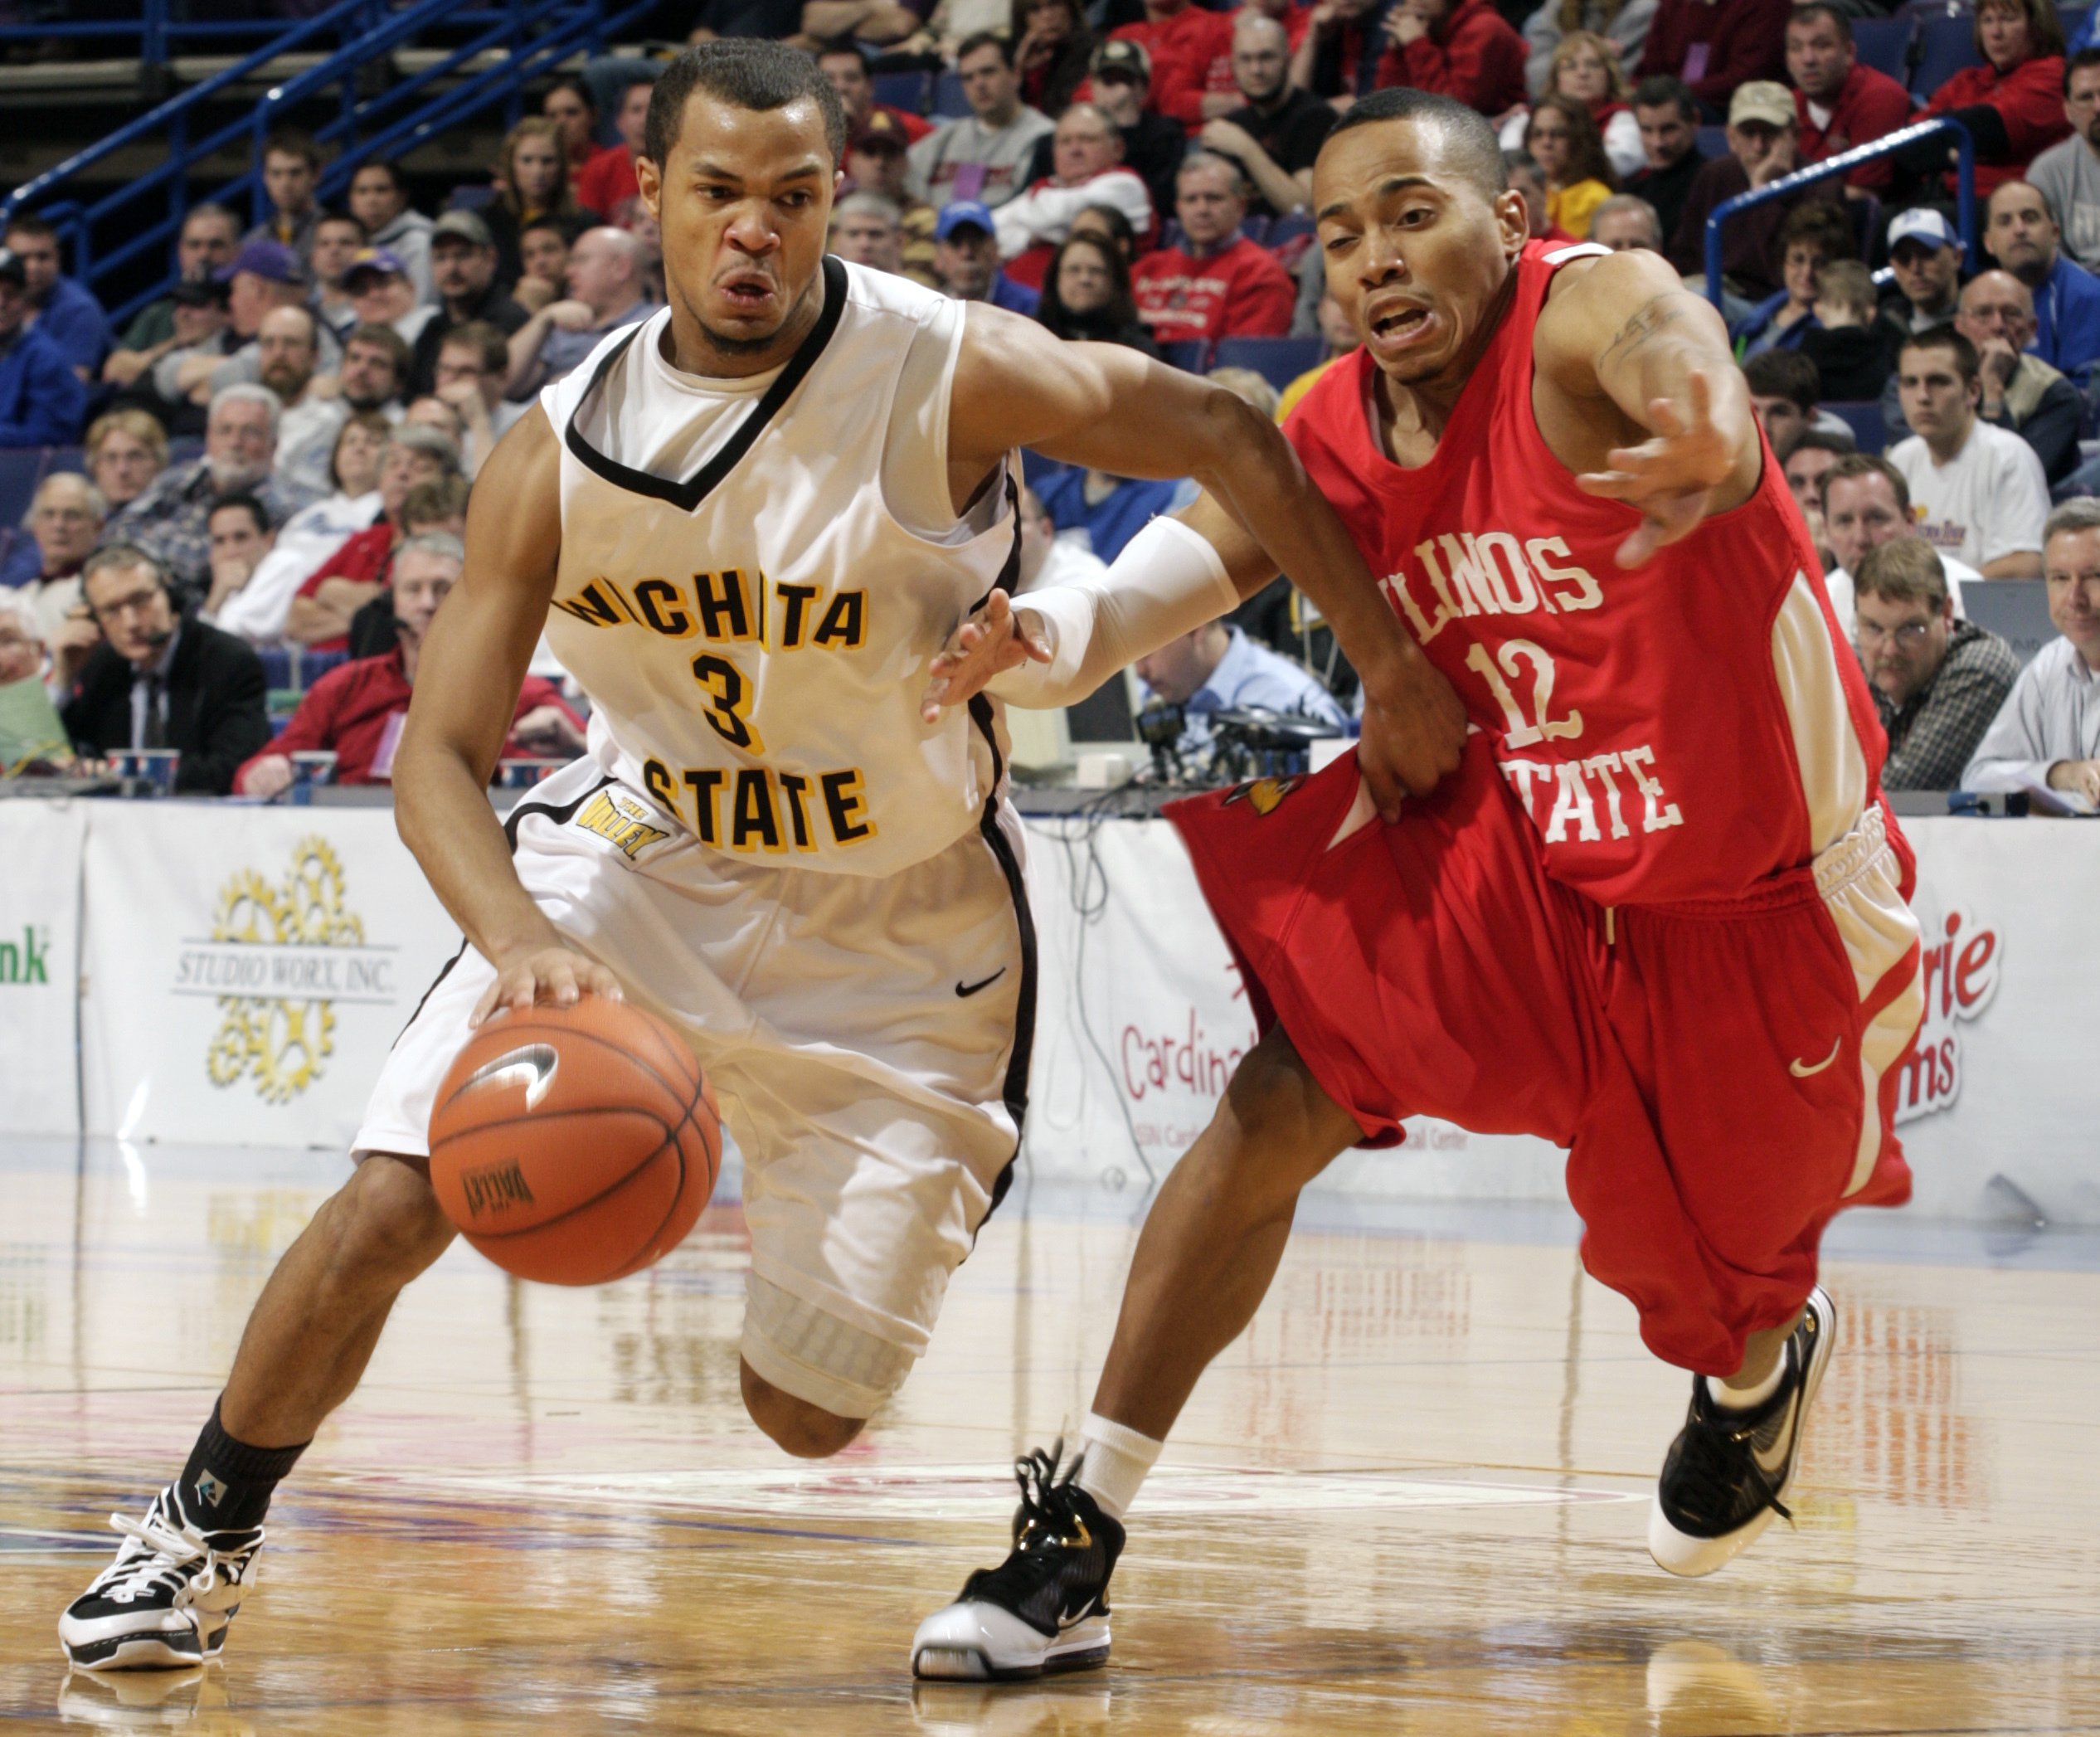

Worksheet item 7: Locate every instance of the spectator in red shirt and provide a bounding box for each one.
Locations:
[576,79,655,220]
[1637,0,1789,119]
[1785,3,1911,199]
[1376,0,1527,118]
[1132,154,1296,345]
[236,533,583,796]
[1289,0,1390,106]
[1919,0,2069,201]
[817,44,934,145]
[1109,0,1237,127]
[284,435,464,650]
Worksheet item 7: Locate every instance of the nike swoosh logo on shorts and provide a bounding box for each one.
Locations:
[1789,1039,1843,1078]
[955,968,1007,998]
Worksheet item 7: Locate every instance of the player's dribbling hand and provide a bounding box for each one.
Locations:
[472,946,625,1027]
[1574,369,1738,568]
[1357,646,1467,818]
[919,587,1052,723]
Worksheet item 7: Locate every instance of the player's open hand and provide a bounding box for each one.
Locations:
[472,945,625,1027]
[1357,645,1467,817]
[919,588,1052,723]
[1574,369,1738,568]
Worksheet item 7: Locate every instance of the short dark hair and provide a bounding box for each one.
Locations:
[1631,75,1698,124]
[343,321,411,381]
[82,542,170,597]
[402,474,471,528]
[440,319,510,375]
[1743,348,1822,411]
[3,212,57,244]
[816,40,873,72]
[1787,3,1852,46]
[1324,85,1506,201]
[208,493,270,538]
[1787,429,1854,462]
[646,40,849,168]
[1902,326,1981,384]
[350,158,408,196]
[545,75,599,117]
[263,127,322,169]
[1855,536,1947,610]
[1818,451,1910,517]
[314,210,367,240]
[956,30,1014,68]
[1780,201,1856,260]
[2065,46,2100,93]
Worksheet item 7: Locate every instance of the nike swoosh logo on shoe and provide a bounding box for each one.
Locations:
[1056,1600,1096,1632]
[956,968,1007,998]
[1789,1039,1842,1078]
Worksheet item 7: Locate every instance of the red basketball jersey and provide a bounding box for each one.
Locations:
[1285,241,1889,907]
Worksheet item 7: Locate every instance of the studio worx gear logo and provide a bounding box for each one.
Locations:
[175,837,396,1104]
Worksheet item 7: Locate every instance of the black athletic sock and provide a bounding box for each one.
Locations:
[176,1399,309,1533]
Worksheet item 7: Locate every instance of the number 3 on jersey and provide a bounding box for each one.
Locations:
[1465,638,1582,748]
[692,652,764,755]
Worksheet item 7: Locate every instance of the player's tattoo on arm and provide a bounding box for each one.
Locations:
[1598,293,1700,372]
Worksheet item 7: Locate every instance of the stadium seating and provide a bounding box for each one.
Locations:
[1909,15,1983,97]
[1212,335,1325,392]
[873,70,932,114]
[1825,400,1888,455]
[1158,339,1211,372]
[1853,17,1916,84]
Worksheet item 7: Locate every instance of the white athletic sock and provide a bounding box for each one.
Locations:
[1707,1360,1786,1411]
[1073,1413,1162,1521]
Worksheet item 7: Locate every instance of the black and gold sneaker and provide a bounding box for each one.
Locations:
[1649,1287,1835,1577]
[911,1445,1125,1681]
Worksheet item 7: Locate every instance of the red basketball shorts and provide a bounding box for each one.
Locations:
[1167,740,1925,1376]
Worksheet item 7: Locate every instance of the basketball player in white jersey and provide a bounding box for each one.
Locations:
[58,41,1466,1671]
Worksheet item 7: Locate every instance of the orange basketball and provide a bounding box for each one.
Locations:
[427,995,720,1286]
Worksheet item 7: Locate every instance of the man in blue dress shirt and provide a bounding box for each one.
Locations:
[1985,180,2100,382]
[1135,619,1348,758]
[2,213,111,381]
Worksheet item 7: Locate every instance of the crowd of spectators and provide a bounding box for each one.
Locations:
[2,0,2098,804]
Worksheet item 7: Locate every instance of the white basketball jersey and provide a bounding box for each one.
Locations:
[541,259,1018,878]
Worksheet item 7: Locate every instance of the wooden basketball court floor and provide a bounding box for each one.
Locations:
[3,1136,2098,1735]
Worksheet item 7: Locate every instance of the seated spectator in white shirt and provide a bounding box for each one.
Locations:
[1963,497,2100,812]
[505,227,652,399]
[2,472,101,646]
[994,104,1154,292]
[256,305,348,499]
[1852,538,2020,791]
[1817,454,1977,640]
[1135,619,1347,760]
[1889,329,2049,578]
[909,32,1055,211]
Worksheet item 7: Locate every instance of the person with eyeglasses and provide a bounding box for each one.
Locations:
[57,543,270,794]
[1814,453,1981,642]
[1851,538,2020,791]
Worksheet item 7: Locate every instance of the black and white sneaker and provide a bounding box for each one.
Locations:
[58,1487,263,1671]
[911,1445,1125,1681]
[1649,1287,1835,1577]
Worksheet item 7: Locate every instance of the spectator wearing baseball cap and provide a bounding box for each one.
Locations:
[1668,80,1844,309]
[909,33,1056,212]
[344,247,440,349]
[1884,208,1965,336]
[0,248,87,446]
[165,239,313,410]
[848,112,941,290]
[1636,0,1789,117]
[408,211,529,397]
[932,202,1041,315]
[1070,37,1194,225]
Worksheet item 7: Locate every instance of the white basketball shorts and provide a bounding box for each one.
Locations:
[355,756,1034,1419]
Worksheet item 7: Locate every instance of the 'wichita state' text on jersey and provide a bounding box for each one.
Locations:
[541,259,1018,878]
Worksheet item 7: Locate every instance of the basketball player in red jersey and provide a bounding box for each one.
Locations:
[913,87,1926,1680]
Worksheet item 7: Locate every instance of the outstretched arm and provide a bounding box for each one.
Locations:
[392,406,623,1022]
[1537,250,1762,568]
[943,305,1465,807]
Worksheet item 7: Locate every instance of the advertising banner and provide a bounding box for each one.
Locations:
[80,805,462,1149]
[1020,813,2100,1222]
[0,800,84,1136]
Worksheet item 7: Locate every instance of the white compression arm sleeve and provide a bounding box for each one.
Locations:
[987,516,1240,709]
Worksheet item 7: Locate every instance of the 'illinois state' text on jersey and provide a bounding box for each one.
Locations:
[1284,241,1889,907]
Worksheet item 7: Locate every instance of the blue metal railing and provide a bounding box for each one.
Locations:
[0,0,651,330]
[0,2,528,63]
[1703,118,1976,313]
